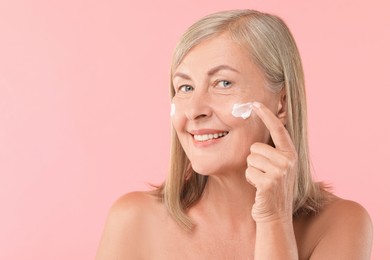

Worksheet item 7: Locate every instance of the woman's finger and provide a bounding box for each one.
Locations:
[249,142,290,168]
[245,165,284,191]
[245,166,265,187]
[252,102,295,152]
[247,153,281,174]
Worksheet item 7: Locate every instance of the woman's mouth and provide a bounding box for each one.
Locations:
[193,131,229,142]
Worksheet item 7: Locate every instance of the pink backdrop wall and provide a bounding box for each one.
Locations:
[1,0,388,259]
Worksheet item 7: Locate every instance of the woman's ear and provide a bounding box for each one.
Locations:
[277,87,287,126]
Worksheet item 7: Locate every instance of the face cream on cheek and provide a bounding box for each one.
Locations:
[232,102,253,119]
[170,103,176,117]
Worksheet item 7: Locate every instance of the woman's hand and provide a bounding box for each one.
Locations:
[246,101,298,224]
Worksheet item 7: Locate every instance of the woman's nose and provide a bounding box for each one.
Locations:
[185,91,213,120]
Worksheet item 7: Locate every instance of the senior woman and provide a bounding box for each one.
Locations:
[96,10,372,259]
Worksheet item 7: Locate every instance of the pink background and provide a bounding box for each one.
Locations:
[0,0,389,259]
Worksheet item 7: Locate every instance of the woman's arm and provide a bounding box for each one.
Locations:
[247,103,373,259]
[254,219,298,259]
[246,102,299,259]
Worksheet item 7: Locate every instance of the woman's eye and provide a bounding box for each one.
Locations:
[217,80,232,88]
[178,85,194,92]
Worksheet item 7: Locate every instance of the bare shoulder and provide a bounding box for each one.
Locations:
[324,196,372,225]
[105,191,163,231]
[296,194,373,260]
[96,191,164,260]
[111,191,162,215]
[318,196,373,239]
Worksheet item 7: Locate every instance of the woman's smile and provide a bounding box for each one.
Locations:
[188,129,229,147]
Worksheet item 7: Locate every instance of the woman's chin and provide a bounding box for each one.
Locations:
[191,163,244,178]
[191,164,221,177]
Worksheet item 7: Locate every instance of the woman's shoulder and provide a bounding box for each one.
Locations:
[295,194,373,259]
[96,191,165,259]
[315,194,372,229]
[111,190,162,213]
[107,190,166,229]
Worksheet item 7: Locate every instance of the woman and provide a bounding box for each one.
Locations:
[96,10,373,259]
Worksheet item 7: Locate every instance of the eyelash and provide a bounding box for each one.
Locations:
[177,85,194,93]
[215,79,232,88]
[176,80,232,93]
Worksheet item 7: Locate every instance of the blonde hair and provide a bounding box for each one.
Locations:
[155,9,328,230]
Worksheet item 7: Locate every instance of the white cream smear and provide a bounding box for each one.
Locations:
[170,103,176,117]
[232,102,253,119]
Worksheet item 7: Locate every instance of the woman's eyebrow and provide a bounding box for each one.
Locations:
[207,65,240,76]
[173,65,240,81]
[173,72,192,81]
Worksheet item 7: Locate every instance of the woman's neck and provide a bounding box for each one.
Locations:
[190,171,257,231]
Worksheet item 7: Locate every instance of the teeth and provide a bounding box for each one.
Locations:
[194,131,228,141]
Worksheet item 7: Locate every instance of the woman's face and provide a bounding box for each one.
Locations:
[171,33,284,177]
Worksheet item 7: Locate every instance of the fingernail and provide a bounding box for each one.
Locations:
[252,102,261,109]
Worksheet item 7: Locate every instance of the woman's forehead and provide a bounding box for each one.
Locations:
[174,34,255,75]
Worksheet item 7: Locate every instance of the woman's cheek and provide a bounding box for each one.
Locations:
[219,100,254,122]
[170,100,188,133]
[169,103,176,117]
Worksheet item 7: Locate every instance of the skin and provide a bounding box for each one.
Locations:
[96,34,373,259]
